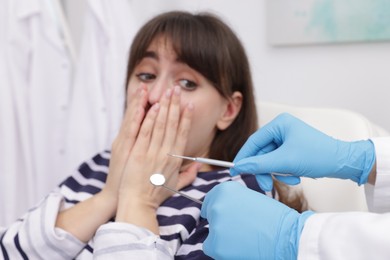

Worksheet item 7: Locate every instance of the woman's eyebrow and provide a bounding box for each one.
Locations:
[142,51,159,61]
[142,50,187,66]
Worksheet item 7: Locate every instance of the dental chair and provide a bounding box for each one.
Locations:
[258,101,389,212]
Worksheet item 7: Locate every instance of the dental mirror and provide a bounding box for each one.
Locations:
[149,173,203,204]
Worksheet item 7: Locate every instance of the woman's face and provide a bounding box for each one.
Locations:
[127,37,237,170]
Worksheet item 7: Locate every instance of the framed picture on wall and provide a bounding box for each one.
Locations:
[266,0,390,46]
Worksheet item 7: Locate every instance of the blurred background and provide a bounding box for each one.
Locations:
[64,0,390,130]
[1,0,390,226]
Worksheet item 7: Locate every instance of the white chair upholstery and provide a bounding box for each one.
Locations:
[257,101,389,212]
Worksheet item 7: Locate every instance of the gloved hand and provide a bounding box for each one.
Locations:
[201,181,314,260]
[230,113,376,191]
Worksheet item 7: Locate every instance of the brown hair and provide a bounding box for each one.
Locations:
[125,11,307,212]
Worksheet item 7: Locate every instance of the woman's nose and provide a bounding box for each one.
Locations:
[148,80,170,104]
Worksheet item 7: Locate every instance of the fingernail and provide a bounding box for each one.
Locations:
[153,102,160,111]
[166,88,172,98]
[187,102,194,111]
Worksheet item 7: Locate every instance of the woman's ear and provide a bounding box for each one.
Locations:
[217,91,243,130]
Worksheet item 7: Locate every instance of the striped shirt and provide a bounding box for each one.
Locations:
[0,151,270,259]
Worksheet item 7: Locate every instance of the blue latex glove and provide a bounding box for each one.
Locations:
[201,181,314,260]
[231,113,376,191]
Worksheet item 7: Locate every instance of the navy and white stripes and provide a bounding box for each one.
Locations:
[0,151,268,259]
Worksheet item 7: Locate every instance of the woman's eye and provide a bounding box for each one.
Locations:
[136,73,155,82]
[178,79,197,90]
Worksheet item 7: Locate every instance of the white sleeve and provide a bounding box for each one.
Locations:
[365,137,390,212]
[0,192,85,259]
[298,212,390,260]
[93,222,173,260]
[298,137,390,259]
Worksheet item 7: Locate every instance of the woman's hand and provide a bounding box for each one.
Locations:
[116,86,195,233]
[56,85,148,242]
[100,84,149,215]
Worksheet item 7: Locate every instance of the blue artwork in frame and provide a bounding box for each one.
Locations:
[266,0,390,46]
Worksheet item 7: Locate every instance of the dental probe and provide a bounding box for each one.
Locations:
[168,153,294,177]
[150,173,203,204]
[168,154,234,168]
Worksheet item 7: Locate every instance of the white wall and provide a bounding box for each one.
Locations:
[64,0,390,131]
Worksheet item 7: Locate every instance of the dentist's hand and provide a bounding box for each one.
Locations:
[201,181,314,260]
[231,113,376,191]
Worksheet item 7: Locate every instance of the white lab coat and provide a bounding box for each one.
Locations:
[65,0,137,169]
[0,0,73,226]
[298,137,390,260]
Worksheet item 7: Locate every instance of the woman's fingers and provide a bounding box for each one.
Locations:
[171,102,193,155]
[161,86,181,151]
[124,86,171,159]
[104,84,148,197]
[162,101,194,189]
[132,101,161,155]
[148,88,173,153]
[134,86,191,159]
[117,84,148,147]
[111,85,147,169]
[176,162,201,190]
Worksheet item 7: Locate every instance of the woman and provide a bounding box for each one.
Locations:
[0,11,305,259]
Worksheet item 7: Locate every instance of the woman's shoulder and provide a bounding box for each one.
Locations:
[58,150,111,207]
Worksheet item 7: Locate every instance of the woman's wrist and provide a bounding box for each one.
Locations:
[55,191,118,242]
[116,194,159,234]
[95,190,118,216]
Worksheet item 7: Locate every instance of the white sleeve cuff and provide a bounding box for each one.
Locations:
[366,137,390,212]
[1,192,85,259]
[93,222,173,260]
